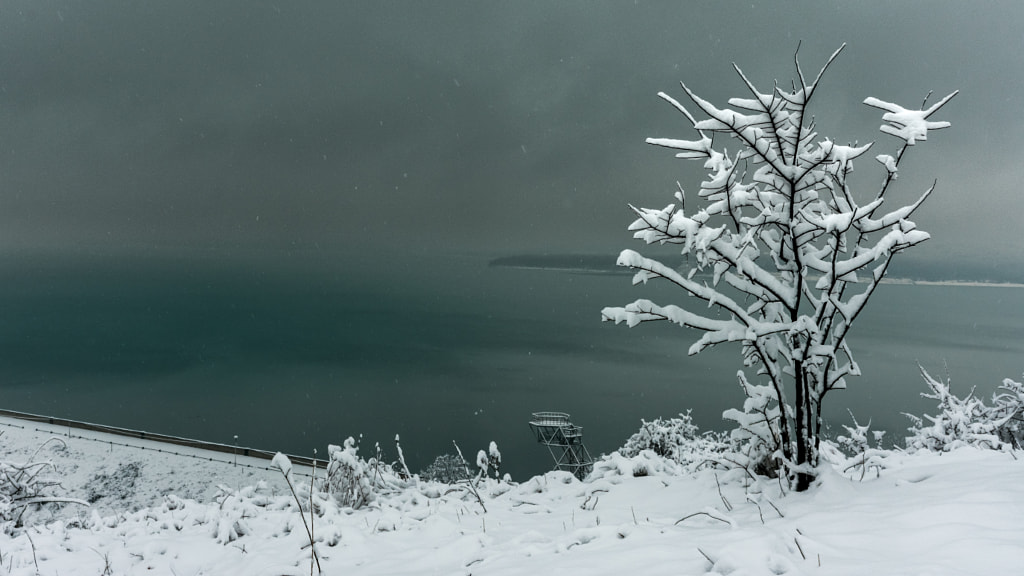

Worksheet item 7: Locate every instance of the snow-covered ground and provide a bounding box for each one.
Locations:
[1,415,1022,575]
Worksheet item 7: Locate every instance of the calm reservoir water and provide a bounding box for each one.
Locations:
[1,252,1021,480]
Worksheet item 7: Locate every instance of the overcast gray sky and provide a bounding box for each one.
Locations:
[0,0,1020,272]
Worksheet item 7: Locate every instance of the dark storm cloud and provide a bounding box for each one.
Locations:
[0,1,1020,267]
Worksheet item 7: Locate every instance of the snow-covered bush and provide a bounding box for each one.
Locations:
[444,441,510,513]
[324,437,411,509]
[620,411,731,469]
[209,483,273,545]
[990,377,1024,449]
[834,414,885,455]
[827,412,888,480]
[602,45,957,490]
[274,437,412,516]
[722,376,784,478]
[477,441,502,479]
[904,367,1020,452]
[419,454,472,484]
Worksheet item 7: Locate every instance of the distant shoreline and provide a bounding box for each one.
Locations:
[489,256,1024,288]
[879,278,1024,288]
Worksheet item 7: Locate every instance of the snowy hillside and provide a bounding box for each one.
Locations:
[0,415,1022,575]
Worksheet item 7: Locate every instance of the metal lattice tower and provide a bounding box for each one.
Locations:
[529,412,593,480]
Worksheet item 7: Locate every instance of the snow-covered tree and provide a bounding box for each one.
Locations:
[602,45,956,491]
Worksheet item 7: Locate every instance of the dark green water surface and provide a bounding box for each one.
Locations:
[1,252,1021,480]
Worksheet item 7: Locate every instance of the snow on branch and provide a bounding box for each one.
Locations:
[680,83,787,173]
[856,181,936,233]
[646,136,713,159]
[863,91,958,145]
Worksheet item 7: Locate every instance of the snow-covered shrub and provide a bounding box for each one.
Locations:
[602,44,957,491]
[827,412,888,480]
[445,441,510,513]
[208,483,272,544]
[477,441,502,479]
[990,377,1024,449]
[722,376,783,478]
[322,437,413,510]
[620,410,730,469]
[419,454,472,484]
[325,438,376,509]
[905,367,1011,452]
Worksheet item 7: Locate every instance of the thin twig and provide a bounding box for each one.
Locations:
[747,497,765,525]
[714,456,759,483]
[25,530,39,573]
[714,474,732,511]
[794,535,807,560]
[674,511,731,526]
[310,455,316,576]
